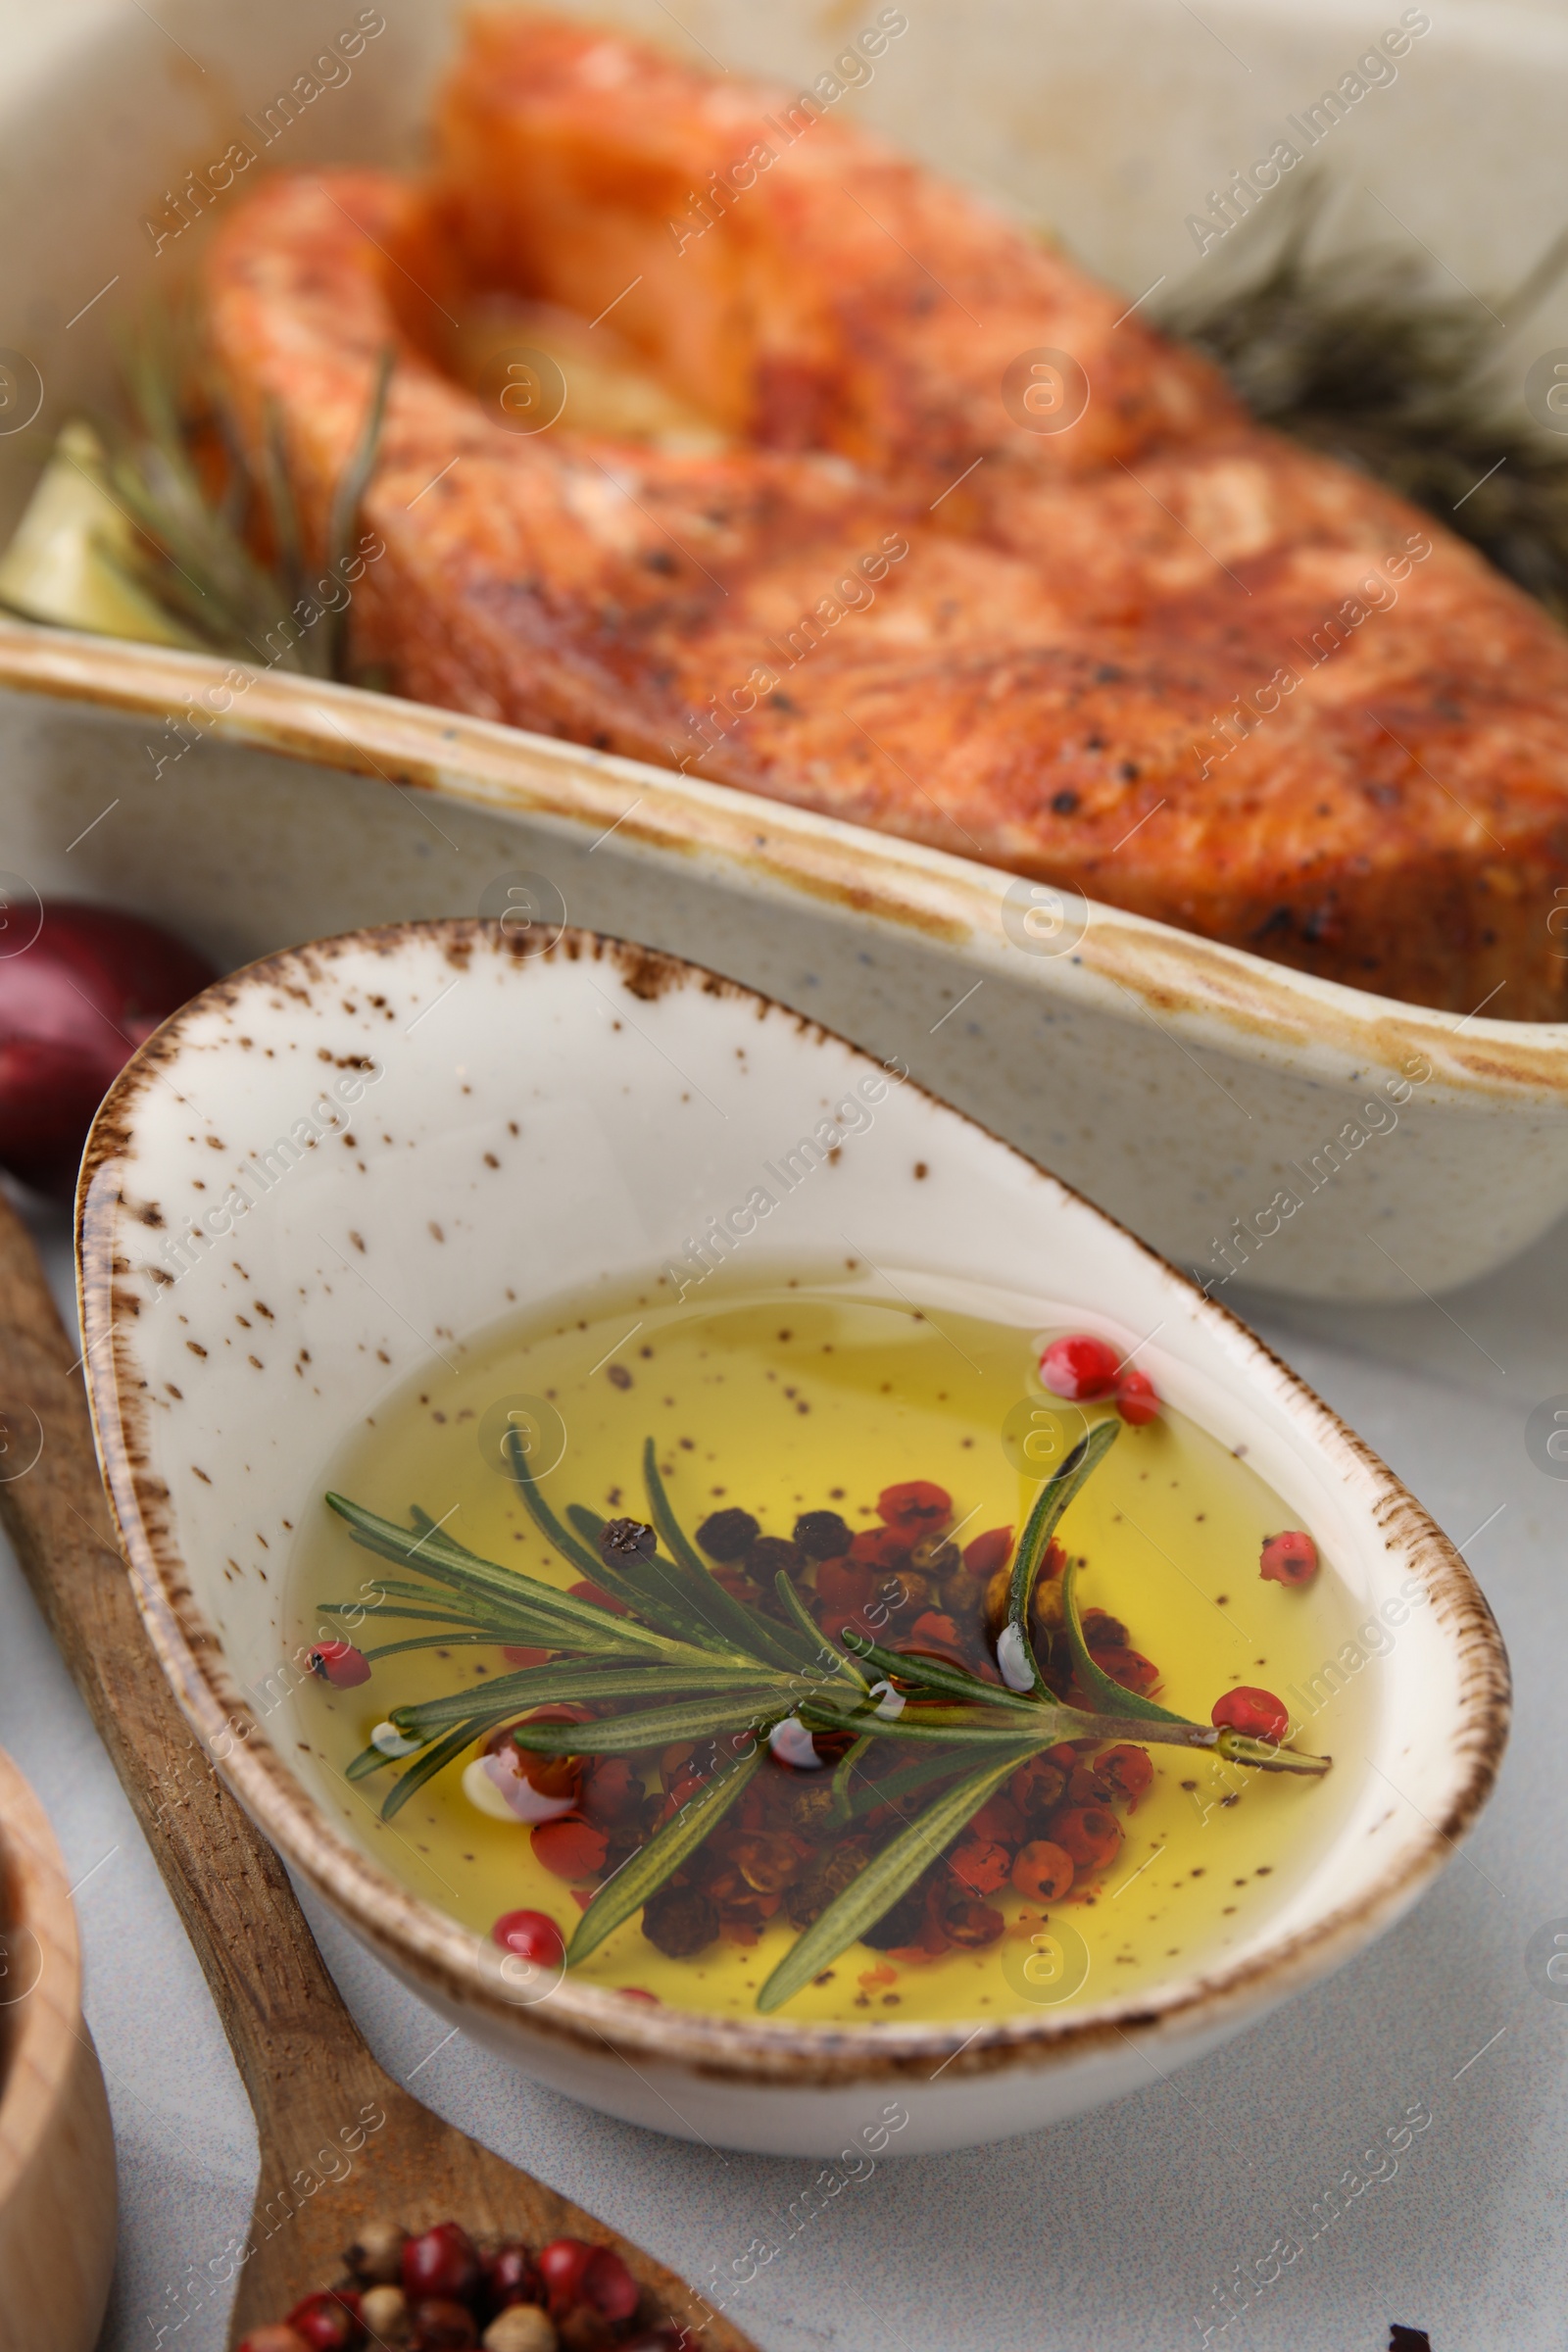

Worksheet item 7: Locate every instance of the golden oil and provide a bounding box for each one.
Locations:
[289,1271,1365,2025]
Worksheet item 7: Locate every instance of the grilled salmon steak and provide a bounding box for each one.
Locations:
[201,13,1568,1016]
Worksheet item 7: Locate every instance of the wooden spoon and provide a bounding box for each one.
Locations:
[0,1193,756,2352]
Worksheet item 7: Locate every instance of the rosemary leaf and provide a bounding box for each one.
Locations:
[828,1733,874,1825]
[76,536,206,648]
[842,1638,1036,1713]
[325,1493,679,1655]
[332,1573,454,1601]
[796,1703,1054,1746]
[1059,1558,1200,1729]
[259,396,307,628]
[1004,1419,1121,1697]
[323,344,393,674]
[360,1634,494,1661]
[564,1499,757,1655]
[380,1712,519,1820]
[801,1694,1218,1752]
[640,1436,713,1581]
[756,1750,1024,2013]
[366,1581,624,1652]
[1059,1564,1327,1768]
[773,1570,868,1690]
[567,1745,766,1965]
[641,1440,817,1671]
[509,1693,790,1755]
[564,1503,619,1568]
[31,300,372,671]
[101,398,290,660]
[389,1659,797,1737]
[324,1592,556,1639]
[321,1602,498,1631]
[1217,1729,1332,1776]
[400,1512,591,1620]
[508,1449,630,1586]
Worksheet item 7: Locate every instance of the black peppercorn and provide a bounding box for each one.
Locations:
[748,1536,805,1581]
[793,1509,854,1558]
[641,1884,719,1958]
[696,1507,760,1560]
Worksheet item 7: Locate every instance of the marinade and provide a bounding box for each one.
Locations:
[290,1271,1360,2025]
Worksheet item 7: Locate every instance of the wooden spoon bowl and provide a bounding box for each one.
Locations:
[0,1742,116,2352]
[0,1192,757,2351]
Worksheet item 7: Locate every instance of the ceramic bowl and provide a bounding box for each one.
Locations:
[76,922,1509,2155]
[0,1745,117,2352]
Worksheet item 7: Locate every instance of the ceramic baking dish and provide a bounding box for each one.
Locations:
[1,0,1565,1300]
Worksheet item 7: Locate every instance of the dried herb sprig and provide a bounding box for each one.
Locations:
[1160,177,1568,619]
[89,307,392,673]
[320,1424,1329,2013]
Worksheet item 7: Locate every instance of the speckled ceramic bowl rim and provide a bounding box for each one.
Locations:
[6,618,1568,1102]
[76,920,1512,2090]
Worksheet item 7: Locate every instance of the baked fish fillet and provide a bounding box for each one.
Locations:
[203,65,1568,1014]
[425,10,1237,494]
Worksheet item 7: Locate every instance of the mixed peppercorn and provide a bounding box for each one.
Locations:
[314,1332,1325,1990]
[467,1470,1182,1966]
[237,2218,679,2352]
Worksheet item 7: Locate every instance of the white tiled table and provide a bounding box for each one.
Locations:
[3,1189,1562,2352]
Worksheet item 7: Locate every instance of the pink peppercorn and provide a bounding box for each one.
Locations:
[961,1526,1012,1578]
[1115,1369,1160,1425]
[536,2239,639,2323]
[1212,1687,1290,1743]
[402,2222,482,2306]
[485,2242,545,2310]
[1039,1333,1120,1400]
[308,1641,370,1689]
[491,1910,566,1972]
[284,2296,361,2352]
[1259,1531,1319,1588]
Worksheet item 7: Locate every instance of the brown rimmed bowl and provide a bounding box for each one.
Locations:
[76,920,1510,2152]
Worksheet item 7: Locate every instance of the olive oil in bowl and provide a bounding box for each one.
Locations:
[289,1268,1362,2028]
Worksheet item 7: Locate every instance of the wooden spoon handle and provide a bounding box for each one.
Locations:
[0,1193,376,2114]
[0,1196,761,2352]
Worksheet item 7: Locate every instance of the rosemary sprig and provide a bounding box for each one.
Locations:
[319,1421,1331,2010]
[1161,177,1568,619]
[90,309,392,673]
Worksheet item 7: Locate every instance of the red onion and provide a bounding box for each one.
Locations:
[0,899,215,1200]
